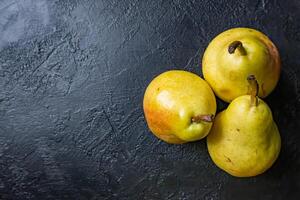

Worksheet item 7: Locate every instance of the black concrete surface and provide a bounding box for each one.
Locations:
[0,0,300,199]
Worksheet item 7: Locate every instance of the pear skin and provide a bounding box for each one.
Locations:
[143,70,216,144]
[207,75,281,177]
[203,27,281,102]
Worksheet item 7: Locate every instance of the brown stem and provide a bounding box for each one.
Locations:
[191,114,214,123]
[247,75,259,106]
[228,41,246,55]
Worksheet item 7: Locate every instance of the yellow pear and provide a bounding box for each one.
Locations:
[202,27,281,102]
[143,70,216,144]
[207,75,281,177]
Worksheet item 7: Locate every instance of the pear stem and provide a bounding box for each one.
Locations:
[247,75,259,106]
[191,114,214,123]
[228,41,246,55]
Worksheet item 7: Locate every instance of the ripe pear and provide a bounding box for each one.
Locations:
[207,75,281,177]
[202,27,281,102]
[143,70,216,144]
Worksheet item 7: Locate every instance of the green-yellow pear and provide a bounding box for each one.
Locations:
[143,70,216,144]
[202,27,281,102]
[207,75,281,177]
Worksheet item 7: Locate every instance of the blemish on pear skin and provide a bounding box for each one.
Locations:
[236,128,240,132]
[224,155,232,163]
[157,87,160,91]
[220,88,231,96]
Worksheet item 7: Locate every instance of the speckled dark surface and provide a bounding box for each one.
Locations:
[0,0,300,199]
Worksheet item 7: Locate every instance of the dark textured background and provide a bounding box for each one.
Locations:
[0,0,300,199]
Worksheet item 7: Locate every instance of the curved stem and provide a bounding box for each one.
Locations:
[228,41,246,55]
[191,114,214,123]
[247,75,259,106]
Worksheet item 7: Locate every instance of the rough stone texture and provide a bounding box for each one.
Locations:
[0,0,300,199]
